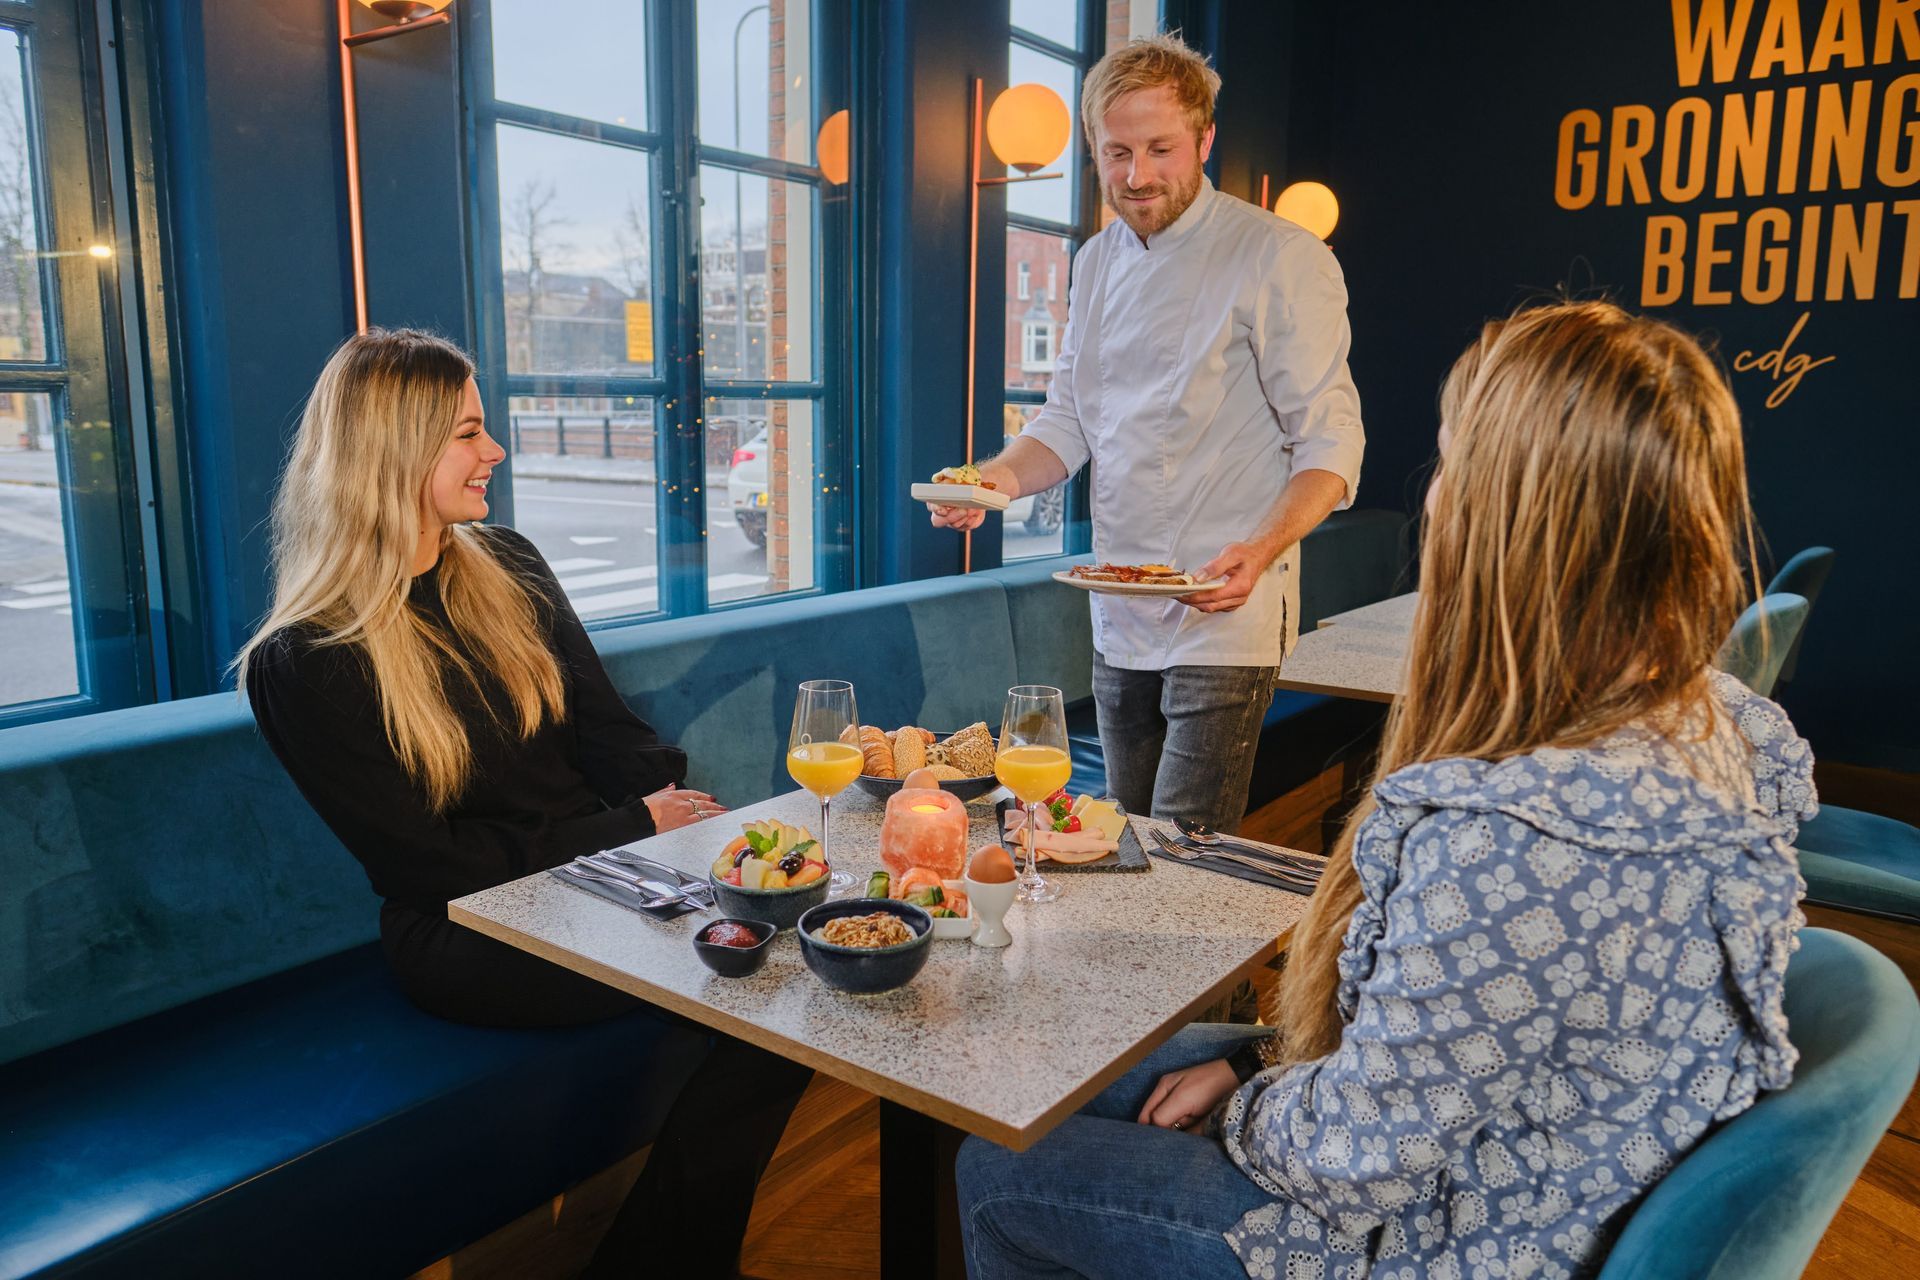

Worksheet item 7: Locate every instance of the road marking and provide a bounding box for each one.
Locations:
[545,557,616,574]
[2,591,71,609]
[569,535,618,546]
[568,573,769,616]
[13,578,69,594]
[559,565,657,591]
[516,493,652,509]
[570,585,659,613]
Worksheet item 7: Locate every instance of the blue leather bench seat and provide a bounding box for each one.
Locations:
[0,947,706,1280]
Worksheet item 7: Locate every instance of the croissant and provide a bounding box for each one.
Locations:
[859,725,895,777]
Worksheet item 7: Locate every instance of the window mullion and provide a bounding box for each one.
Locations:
[651,0,706,617]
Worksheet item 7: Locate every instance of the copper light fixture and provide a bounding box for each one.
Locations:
[337,0,456,331]
[962,78,1068,572]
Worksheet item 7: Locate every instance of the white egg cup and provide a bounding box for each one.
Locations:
[964,875,1017,948]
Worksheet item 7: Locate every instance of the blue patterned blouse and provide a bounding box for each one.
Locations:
[1218,671,1816,1280]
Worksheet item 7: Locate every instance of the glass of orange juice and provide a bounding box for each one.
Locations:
[995,684,1071,903]
[788,680,863,893]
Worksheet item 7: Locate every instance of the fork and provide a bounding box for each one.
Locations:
[1147,827,1319,893]
[559,864,693,909]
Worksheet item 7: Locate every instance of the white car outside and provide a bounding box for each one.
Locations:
[726,430,770,547]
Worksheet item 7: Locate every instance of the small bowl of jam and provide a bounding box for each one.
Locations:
[692,917,777,977]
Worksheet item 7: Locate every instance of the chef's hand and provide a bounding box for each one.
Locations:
[1137,1058,1240,1131]
[644,784,728,833]
[928,503,987,532]
[1180,542,1272,613]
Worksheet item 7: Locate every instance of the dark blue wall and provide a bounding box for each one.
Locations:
[1208,1,1915,769]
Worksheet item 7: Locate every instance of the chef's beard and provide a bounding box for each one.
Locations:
[1103,159,1204,239]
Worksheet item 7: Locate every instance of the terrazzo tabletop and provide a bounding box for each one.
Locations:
[1317,590,1419,633]
[450,787,1309,1149]
[1276,600,1411,703]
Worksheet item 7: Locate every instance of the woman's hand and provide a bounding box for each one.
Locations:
[1137,1058,1240,1131]
[644,784,728,833]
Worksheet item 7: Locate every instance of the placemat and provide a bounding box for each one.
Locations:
[548,865,707,920]
[1133,817,1324,897]
[995,797,1150,872]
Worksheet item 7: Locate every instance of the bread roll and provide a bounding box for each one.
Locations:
[859,725,895,777]
[891,726,927,775]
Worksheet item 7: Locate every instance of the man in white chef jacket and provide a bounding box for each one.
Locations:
[931,33,1365,834]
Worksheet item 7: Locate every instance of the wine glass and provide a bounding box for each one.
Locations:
[995,685,1072,904]
[787,679,862,894]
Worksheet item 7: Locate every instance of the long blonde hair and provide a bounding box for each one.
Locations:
[1272,300,1759,1062]
[235,328,565,811]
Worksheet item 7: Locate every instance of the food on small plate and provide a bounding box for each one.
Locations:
[814,911,916,949]
[709,819,828,889]
[1068,563,1198,586]
[700,921,763,949]
[1005,790,1127,863]
[968,843,1017,884]
[866,869,893,898]
[859,725,896,778]
[931,463,995,489]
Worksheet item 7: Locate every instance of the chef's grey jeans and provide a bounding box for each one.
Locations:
[1091,652,1280,836]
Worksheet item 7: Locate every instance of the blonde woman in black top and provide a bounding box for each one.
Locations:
[241,329,808,1277]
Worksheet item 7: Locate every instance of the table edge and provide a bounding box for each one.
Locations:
[448,902,1284,1152]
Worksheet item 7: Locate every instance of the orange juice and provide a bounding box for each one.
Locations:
[994,745,1072,803]
[787,741,864,798]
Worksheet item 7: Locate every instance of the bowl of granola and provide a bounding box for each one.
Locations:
[795,898,934,994]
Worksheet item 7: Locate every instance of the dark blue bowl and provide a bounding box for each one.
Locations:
[708,870,831,931]
[796,899,934,995]
[691,918,777,978]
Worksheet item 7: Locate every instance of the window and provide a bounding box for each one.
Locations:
[468,0,852,623]
[0,2,173,721]
[1020,320,1054,371]
[999,1,1132,562]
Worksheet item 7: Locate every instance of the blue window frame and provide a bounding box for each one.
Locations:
[0,0,181,726]
[463,0,853,626]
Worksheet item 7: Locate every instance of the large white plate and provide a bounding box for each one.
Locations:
[1051,570,1226,597]
[910,482,1010,512]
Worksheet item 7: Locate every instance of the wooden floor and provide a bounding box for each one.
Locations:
[416,767,1920,1279]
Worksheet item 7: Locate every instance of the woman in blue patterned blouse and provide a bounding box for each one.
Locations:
[956,300,1814,1280]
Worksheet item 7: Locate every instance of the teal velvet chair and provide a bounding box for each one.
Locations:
[1765,546,1834,685]
[1716,592,1809,698]
[1799,806,1920,921]
[1597,928,1920,1279]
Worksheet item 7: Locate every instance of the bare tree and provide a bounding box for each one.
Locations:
[503,178,567,371]
[0,72,45,448]
[611,189,650,300]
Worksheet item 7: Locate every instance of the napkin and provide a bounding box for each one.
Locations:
[548,865,706,920]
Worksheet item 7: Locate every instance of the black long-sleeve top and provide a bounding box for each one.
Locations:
[247,526,686,916]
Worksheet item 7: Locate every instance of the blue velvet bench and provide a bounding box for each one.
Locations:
[0,511,1408,1278]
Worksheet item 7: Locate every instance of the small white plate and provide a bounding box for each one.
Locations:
[911,482,1011,512]
[930,913,975,940]
[1051,570,1226,597]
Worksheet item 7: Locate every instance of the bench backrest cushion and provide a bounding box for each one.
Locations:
[977,556,1097,705]
[591,574,1020,805]
[1297,508,1409,631]
[0,695,369,1066]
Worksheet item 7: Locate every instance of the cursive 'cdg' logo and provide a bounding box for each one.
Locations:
[1733,311,1835,410]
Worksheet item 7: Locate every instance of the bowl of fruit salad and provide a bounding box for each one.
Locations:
[707,819,833,930]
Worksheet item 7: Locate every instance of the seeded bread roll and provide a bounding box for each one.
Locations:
[859,725,895,777]
[925,764,965,781]
[891,726,927,775]
[943,722,996,777]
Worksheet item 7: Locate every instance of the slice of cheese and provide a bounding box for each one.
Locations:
[1069,795,1128,842]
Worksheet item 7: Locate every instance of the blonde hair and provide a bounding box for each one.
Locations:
[1081,32,1221,145]
[1272,300,1760,1062]
[235,328,565,812]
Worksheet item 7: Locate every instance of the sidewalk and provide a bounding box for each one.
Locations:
[510,454,655,485]
[0,449,56,488]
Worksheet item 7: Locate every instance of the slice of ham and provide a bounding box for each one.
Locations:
[1003,810,1120,863]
